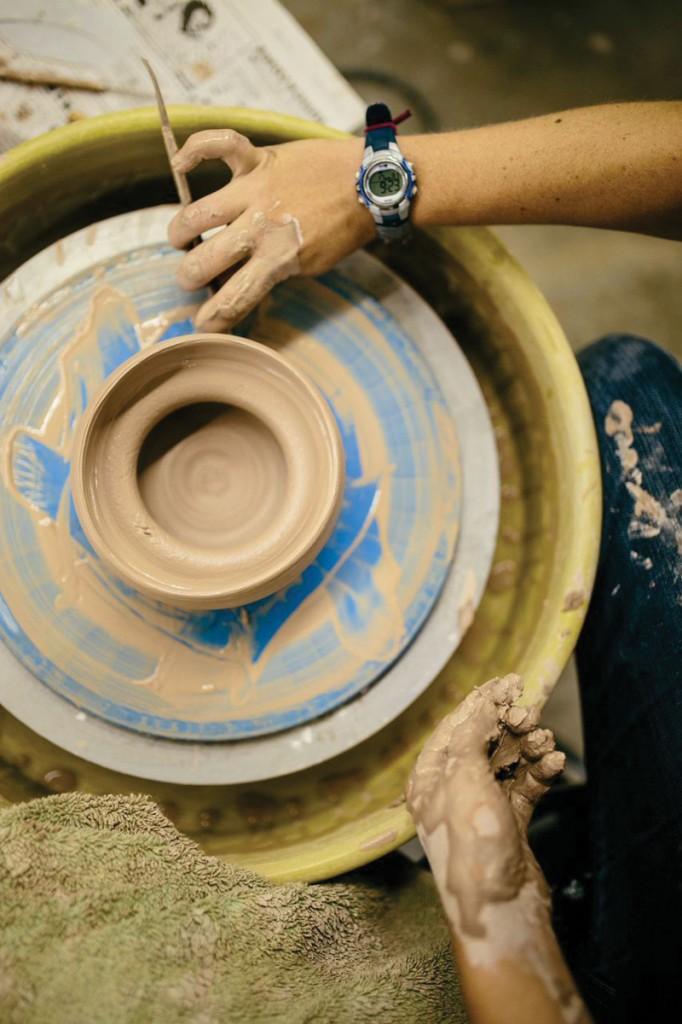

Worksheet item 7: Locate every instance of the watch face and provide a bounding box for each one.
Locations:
[368,167,403,197]
[365,161,408,206]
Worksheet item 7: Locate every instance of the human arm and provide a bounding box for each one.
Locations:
[406,675,592,1024]
[402,100,682,239]
[168,101,682,331]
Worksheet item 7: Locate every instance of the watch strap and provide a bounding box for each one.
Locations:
[360,103,414,243]
[365,102,398,152]
[374,212,410,243]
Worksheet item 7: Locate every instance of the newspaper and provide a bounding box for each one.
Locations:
[0,0,364,151]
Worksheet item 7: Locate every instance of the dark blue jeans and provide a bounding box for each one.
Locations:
[571,336,682,1021]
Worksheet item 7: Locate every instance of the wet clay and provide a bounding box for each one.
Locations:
[406,675,529,938]
[74,334,345,608]
[562,589,586,612]
[169,129,304,332]
[2,276,460,726]
[406,676,585,1022]
[138,404,288,551]
[605,400,682,560]
[192,210,303,333]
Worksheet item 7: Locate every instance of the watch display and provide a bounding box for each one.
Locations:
[367,167,404,197]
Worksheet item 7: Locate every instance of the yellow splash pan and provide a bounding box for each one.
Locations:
[0,107,601,881]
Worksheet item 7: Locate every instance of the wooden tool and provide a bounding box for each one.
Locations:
[143,61,218,291]
[141,59,194,209]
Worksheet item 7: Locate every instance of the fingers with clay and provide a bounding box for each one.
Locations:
[176,213,254,290]
[167,129,304,332]
[168,181,249,250]
[172,128,263,177]
[194,218,302,333]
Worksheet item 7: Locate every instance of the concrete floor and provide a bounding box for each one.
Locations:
[284,0,682,755]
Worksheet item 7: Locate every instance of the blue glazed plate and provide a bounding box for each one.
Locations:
[0,224,461,741]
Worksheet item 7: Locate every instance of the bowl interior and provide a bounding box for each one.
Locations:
[73,334,345,609]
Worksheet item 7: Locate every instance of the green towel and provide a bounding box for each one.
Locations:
[0,793,466,1023]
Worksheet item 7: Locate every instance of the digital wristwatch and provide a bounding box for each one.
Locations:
[356,102,417,243]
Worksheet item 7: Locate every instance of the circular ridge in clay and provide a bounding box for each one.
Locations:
[72,334,345,609]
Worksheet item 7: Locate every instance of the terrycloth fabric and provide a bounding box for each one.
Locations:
[0,794,466,1024]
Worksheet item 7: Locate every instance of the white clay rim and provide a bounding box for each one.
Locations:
[72,335,345,608]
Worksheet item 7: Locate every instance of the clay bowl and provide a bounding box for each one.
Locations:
[72,334,345,610]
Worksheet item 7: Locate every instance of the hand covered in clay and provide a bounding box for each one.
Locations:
[167,131,374,332]
[406,675,565,938]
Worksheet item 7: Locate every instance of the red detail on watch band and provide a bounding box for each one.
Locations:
[363,109,412,134]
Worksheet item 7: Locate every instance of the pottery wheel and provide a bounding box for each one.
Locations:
[0,207,499,782]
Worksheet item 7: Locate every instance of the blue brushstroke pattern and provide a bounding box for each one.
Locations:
[158,317,195,341]
[11,433,69,519]
[0,253,459,739]
[99,308,141,378]
[248,478,378,661]
[178,607,241,649]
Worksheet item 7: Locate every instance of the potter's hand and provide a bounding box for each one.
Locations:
[407,677,591,1024]
[406,675,564,935]
[167,131,373,332]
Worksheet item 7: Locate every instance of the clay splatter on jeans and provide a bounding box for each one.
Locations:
[605,400,682,579]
